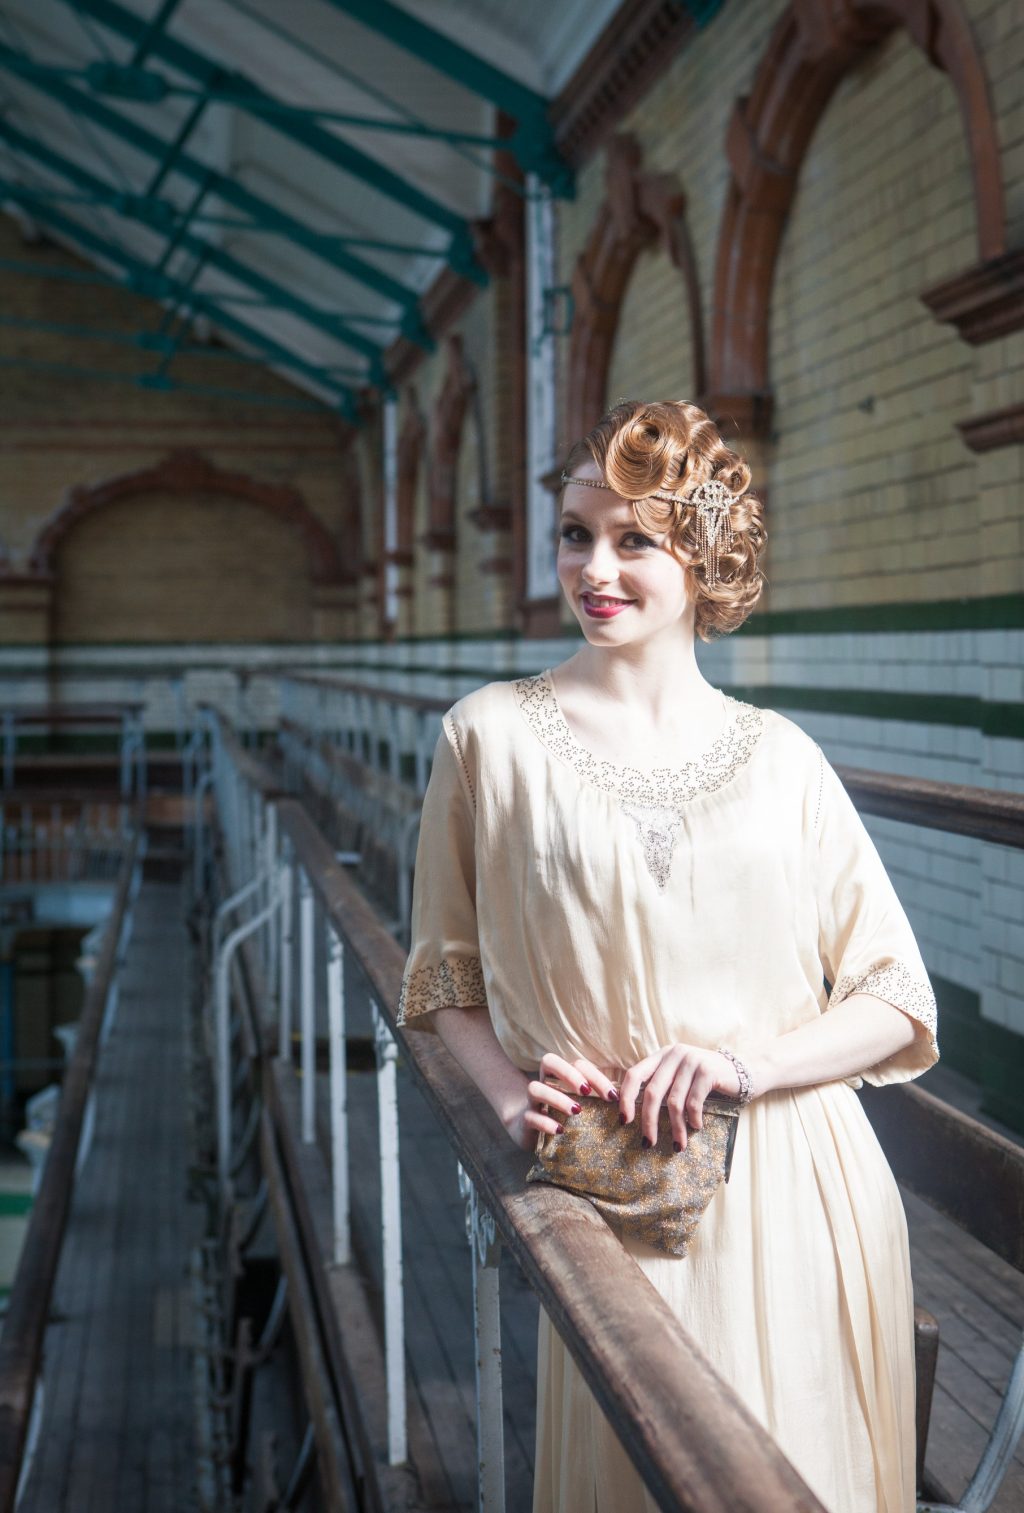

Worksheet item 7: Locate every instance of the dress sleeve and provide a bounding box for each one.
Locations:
[396,715,487,1033]
[813,746,939,1086]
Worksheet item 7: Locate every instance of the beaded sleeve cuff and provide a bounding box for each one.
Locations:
[396,954,487,1026]
[829,959,939,1063]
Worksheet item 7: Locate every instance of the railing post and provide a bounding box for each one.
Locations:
[458,1164,506,1513]
[299,870,315,1144]
[215,885,280,1202]
[278,840,293,1063]
[264,804,278,985]
[414,711,430,796]
[371,998,406,1465]
[326,924,350,1265]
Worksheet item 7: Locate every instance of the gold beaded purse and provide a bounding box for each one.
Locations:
[525,1081,742,1257]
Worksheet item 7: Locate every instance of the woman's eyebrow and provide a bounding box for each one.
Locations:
[560,510,640,527]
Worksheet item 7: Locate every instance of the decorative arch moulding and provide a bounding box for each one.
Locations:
[28,449,349,587]
[709,0,1009,438]
[565,133,706,445]
[427,335,476,543]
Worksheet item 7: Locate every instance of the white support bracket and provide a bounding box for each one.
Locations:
[371,998,406,1466]
[457,1162,506,1513]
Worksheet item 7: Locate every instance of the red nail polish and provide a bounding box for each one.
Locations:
[619,1112,628,1125]
[555,1124,565,1134]
[579,1082,592,1096]
[673,1140,682,1153]
[570,1103,581,1115]
[641,1136,652,1149]
[607,1088,619,1102]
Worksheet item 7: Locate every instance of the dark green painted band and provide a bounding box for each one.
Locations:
[739,594,1024,636]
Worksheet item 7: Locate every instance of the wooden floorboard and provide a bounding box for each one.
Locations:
[905,1184,1024,1510]
[18,884,199,1513]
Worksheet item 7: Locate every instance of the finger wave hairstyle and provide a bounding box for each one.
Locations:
[562,399,767,640]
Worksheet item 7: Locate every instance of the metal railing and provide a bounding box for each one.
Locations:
[0,827,143,1513]
[0,705,147,801]
[0,800,132,885]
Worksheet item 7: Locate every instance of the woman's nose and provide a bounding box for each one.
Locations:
[580,537,619,584]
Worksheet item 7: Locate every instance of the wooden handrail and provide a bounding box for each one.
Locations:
[861,1081,1024,1272]
[0,830,141,1512]
[274,796,826,1512]
[837,765,1024,849]
[204,708,286,803]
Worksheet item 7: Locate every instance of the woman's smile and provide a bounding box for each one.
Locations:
[580,592,635,618]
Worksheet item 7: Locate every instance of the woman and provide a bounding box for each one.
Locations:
[397,399,938,1513]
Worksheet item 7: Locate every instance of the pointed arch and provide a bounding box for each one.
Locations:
[708,0,1007,435]
[565,134,706,446]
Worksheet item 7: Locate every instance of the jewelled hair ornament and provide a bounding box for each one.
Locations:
[560,472,736,587]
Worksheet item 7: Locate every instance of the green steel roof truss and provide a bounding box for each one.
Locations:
[0,176,361,418]
[0,111,394,375]
[58,0,492,278]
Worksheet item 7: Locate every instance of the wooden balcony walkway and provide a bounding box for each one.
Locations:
[311,984,1024,1512]
[17,880,198,1513]
[10,864,1023,1512]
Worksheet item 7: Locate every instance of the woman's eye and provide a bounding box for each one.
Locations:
[558,528,656,548]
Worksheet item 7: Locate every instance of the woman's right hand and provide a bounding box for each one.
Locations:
[504,1051,620,1152]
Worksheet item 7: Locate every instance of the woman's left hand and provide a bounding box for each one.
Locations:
[618,1044,743,1151]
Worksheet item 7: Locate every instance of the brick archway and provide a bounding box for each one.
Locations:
[565,134,706,447]
[30,449,346,585]
[709,0,1007,436]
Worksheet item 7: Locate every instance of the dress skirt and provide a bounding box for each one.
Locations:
[531,1082,918,1513]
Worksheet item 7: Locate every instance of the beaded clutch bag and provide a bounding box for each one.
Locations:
[525,1083,742,1257]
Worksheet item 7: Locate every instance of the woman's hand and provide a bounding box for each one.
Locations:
[618,1044,743,1151]
[504,1050,620,1152]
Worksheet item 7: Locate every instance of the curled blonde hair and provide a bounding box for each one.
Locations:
[562,399,767,640]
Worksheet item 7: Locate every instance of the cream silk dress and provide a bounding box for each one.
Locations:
[397,669,939,1513]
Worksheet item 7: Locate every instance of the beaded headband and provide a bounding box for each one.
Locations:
[560,472,736,586]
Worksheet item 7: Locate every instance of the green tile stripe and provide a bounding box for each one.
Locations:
[737,593,1024,636]
[0,1192,33,1216]
[724,685,1024,739]
[1,593,1023,660]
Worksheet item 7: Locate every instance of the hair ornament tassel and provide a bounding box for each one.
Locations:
[688,478,734,587]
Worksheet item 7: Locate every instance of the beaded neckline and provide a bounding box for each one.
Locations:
[511,668,764,809]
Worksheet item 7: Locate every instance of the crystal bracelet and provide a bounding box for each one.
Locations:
[717,1045,754,1105]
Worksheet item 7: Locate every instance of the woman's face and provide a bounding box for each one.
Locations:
[557,461,694,646]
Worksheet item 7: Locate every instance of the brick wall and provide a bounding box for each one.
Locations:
[0,216,353,647]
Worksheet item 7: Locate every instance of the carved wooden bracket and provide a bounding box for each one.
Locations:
[465,502,512,532]
[921,250,1024,345]
[29,449,349,585]
[956,402,1024,453]
[710,0,1008,436]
